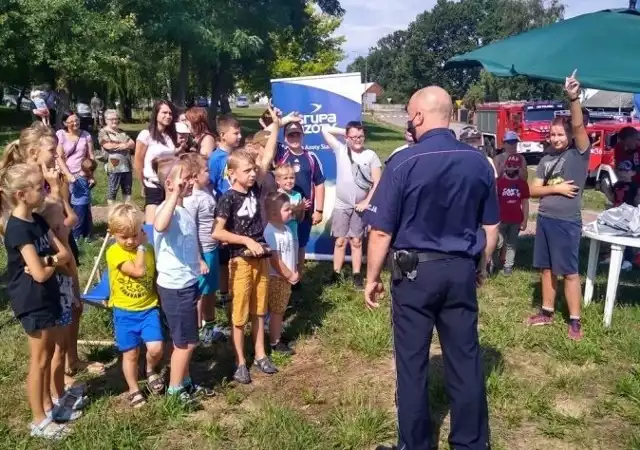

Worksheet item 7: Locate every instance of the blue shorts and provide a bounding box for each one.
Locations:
[198,249,219,295]
[113,307,164,352]
[533,215,581,276]
[157,283,199,347]
[298,217,313,248]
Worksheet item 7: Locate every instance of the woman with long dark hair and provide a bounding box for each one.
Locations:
[185,107,216,158]
[134,100,177,224]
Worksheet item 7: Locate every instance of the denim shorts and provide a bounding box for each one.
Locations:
[113,307,163,352]
[157,283,199,347]
[198,249,220,295]
[298,217,313,248]
[533,215,581,276]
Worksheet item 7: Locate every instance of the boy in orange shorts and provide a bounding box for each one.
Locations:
[213,149,278,384]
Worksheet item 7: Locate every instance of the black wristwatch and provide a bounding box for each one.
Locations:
[315,209,324,214]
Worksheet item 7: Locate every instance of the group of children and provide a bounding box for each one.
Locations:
[105,108,305,403]
[0,105,314,440]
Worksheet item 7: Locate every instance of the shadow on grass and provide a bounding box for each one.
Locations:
[429,345,504,449]
[285,261,335,342]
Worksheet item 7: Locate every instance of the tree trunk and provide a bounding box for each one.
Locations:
[177,43,189,107]
[209,63,221,129]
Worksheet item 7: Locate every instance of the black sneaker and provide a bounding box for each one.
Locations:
[233,365,252,384]
[255,357,278,374]
[352,273,364,289]
[271,341,295,356]
[184,382,215,398]
[330,271,343,284]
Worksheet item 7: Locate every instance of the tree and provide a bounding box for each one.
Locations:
[349,0,566,102]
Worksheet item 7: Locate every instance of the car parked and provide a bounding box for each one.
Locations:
[235,95,249,108]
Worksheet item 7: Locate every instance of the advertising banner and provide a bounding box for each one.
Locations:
[271,73,363,260]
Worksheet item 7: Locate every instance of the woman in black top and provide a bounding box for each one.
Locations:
[1,163,72,439]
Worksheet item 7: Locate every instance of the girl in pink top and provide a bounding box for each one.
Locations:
[56,112,95,177]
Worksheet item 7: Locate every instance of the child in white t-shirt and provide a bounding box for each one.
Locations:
[263,192,299,355]
[152,155,213,403]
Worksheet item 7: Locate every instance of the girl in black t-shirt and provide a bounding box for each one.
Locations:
[1,163,73,439]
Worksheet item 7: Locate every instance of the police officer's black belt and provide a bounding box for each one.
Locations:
[391,250,463,281]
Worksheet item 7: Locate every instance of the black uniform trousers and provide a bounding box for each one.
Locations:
[391,256,489,450]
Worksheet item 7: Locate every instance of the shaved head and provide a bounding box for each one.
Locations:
[407,86,453,140]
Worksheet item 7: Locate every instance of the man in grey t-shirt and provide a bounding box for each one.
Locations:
[321,122,382,288]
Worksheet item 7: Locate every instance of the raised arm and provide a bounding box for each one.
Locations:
[565,70,590,153]
[321,125,346,152]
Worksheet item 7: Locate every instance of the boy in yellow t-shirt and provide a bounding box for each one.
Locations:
[106,204,164,408]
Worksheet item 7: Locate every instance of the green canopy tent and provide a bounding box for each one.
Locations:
[445,6,640,93]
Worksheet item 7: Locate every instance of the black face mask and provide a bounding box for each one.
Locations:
[407,113,419,143]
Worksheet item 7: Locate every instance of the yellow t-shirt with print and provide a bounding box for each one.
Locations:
[106,243,158,311]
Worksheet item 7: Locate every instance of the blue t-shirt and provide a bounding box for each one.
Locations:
[284,190,302,240]
[70,176,91,206]
[276,145,325,210]
[365,128,499,258]
[208,147,231,198]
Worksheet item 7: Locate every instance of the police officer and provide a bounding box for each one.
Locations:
[364,86,499,450]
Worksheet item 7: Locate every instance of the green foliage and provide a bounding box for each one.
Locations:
[0,0,344,110]
[349,0,566,101]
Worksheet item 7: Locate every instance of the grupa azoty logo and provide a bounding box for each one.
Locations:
[302,102,337,134]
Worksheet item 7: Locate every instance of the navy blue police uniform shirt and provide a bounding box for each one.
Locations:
[365,128,499,257]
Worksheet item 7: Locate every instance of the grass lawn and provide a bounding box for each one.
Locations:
[0,108,639,449]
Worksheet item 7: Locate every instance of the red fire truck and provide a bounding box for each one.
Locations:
[586,119,640,201]
[475,100,565,158]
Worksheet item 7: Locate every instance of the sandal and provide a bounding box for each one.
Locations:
[128,391,146,408]
[146,372,165,395]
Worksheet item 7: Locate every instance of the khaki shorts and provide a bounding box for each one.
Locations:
[268,276,292,315]
[229,257,269,327]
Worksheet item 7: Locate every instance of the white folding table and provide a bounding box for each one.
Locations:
[583,229,640,327]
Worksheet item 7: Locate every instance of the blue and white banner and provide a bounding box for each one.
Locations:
[271,73,363,260]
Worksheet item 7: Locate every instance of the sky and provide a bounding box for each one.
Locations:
[336,0,625,71]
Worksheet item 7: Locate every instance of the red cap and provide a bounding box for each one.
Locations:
[505,154,521,168]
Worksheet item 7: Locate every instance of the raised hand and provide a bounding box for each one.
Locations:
[565,69,581,101]
[280,111,302,128]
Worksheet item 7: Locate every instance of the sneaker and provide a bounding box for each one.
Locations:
[167,387,195,405]
[184,382,215,398]
[352,273,364,289]
[271,341,295,356]
[199,325,215,348]
[568,320,584,341]
[234,365,252,384]
[330,271,343,284]
[255,357,278,375]
[30,417,70,440]
[622,260,633,272]
[218,293,231,307]
[503,267,513,276]
[57,392,89,411]
[526,311,554,326]
[48,404,82,422]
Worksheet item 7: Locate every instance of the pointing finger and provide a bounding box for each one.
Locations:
[571,69,577,78]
